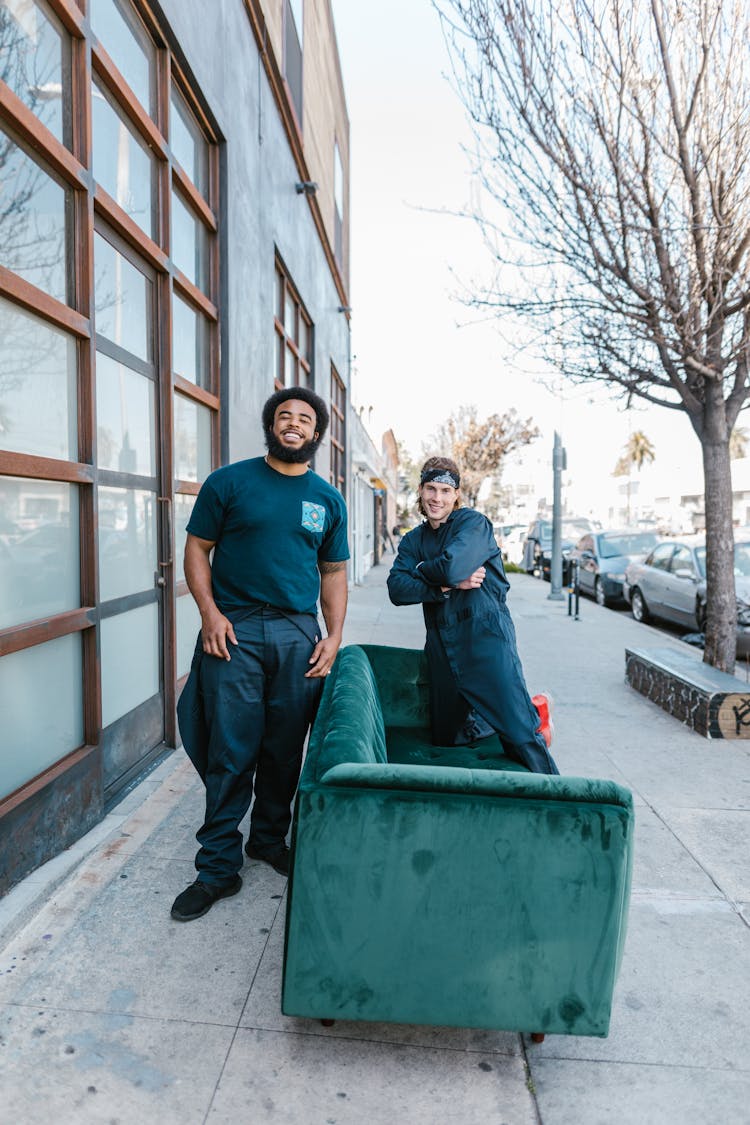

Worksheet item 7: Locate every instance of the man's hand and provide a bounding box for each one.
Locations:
[305,634,341,678]
[454,566,486,590]
[200,607,238,661]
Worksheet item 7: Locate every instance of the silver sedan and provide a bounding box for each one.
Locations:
[623,537,750,655]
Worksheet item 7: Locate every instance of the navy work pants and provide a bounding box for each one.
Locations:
[428,603,559,775]
[194,608,322,885]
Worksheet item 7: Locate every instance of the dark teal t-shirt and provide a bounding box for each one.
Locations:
[186,457,349,615]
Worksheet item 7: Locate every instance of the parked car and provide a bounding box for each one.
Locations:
[623,537,750,655]
[495,523,528,566]
[568,529,661,606]
[522,517,594,578]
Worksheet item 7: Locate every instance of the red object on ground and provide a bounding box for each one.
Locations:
[532,692,554,749]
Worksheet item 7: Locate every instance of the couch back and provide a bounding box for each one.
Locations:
[301,646,388,785]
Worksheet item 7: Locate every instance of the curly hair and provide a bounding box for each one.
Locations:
[261,386,330,439]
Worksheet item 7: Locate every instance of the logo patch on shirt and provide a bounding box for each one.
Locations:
[301,501,326,534]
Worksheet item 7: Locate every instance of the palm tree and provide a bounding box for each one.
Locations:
[613,432,655,524]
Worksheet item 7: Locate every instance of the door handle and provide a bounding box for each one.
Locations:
[158,497,172,568]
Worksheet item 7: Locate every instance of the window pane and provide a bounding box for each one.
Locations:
[176,592,200,678]
[171,190,207,290]
[170,85,208,195]
[172,293,209,387]
[96,351,155,476]
[92,79,153,238]
[275,330,284,386]
[287,347,298,387]
[284,291,295,337]
[173,493,195,582]
[0,297,77,460]
[174,393,211,482]
[94,232,151,362]
[299,317,310,363]
[89,0,153,115]
[0,478,79,629]
[0,633,83,798]
[100,601,159,727]
[0,130,69,303]
[0,0,69,144]
[98,486,157,601]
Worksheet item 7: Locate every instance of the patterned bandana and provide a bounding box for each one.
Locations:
[420,468,460,488]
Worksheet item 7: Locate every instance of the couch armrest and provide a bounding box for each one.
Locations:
[316,762,633,809]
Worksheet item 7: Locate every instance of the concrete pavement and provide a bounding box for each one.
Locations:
[1,559,749,1124]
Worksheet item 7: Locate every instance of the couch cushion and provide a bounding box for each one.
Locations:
[303,646,388,783]
[386,726,530,772]
[360,645,429,728]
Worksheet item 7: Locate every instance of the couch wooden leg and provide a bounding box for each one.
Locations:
[530,1032,545,1044]
[320,1019,335,1027]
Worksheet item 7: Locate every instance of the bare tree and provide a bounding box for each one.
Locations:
[425,404,539,507]
[437,0,750,671]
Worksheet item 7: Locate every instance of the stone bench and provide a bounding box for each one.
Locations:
[625,644,750,739]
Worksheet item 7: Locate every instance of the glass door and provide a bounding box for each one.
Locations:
[94,226,165,793]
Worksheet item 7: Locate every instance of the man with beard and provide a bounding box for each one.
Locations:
[171,387,349,922]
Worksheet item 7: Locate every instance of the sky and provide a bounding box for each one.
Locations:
[330,0,704,520]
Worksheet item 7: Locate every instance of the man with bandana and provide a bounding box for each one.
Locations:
[171,388,349,922]
[388,456,557,775]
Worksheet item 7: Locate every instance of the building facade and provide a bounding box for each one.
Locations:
[0,0,352,893]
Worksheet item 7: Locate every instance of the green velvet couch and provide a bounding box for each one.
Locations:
[282,644,634,1038]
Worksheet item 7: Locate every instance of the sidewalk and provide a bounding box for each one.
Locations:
[1,561,748,1124]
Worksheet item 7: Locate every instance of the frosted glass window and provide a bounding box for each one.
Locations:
[0,297,77,460]
[101,602,159,727]
[0,633,83,799]
[176,592,201,678]
[89,0,153,115]
[92,79,153,237]
[174,393,211,482]
[173,493,195,582]
[94,233,151,362]
[96,351,155,476]
[171,190,207,290]
[172,293,209,387]
[0,131,69,303]
[170,85,208,195]
[98,486,157,601]
[0,0,69,144]
[0,478,79,629]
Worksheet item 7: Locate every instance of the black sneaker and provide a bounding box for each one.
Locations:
[170,875,242,922]
[244,841,290,876]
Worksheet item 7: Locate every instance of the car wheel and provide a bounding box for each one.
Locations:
[631,587,649,623]
[696,599,707,631]
[595,577,608,607]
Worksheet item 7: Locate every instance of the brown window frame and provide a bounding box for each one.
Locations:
[330,363,345,495]
[0,0,221,780]
[274,255,312,391]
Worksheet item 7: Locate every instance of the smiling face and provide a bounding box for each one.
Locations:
[265,398,320,465]
[419,480,459,527]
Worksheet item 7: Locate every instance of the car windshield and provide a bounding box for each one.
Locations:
[599,532,659,558]
[695,541,750,578]
[539,519,590,541]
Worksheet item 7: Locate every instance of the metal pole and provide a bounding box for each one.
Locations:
[548,431,566,601]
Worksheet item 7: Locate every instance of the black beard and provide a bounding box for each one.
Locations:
[265,429,321,464]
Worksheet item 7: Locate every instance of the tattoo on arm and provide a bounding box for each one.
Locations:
[318,559,347,574]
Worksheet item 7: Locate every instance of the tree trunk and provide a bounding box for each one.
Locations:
[701,386,737,672]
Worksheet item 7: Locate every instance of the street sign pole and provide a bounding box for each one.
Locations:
[548,431,566,601]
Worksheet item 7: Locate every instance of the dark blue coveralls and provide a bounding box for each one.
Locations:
[387,507,558,775]
[177,607,323,884]
[176,455,349,887]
